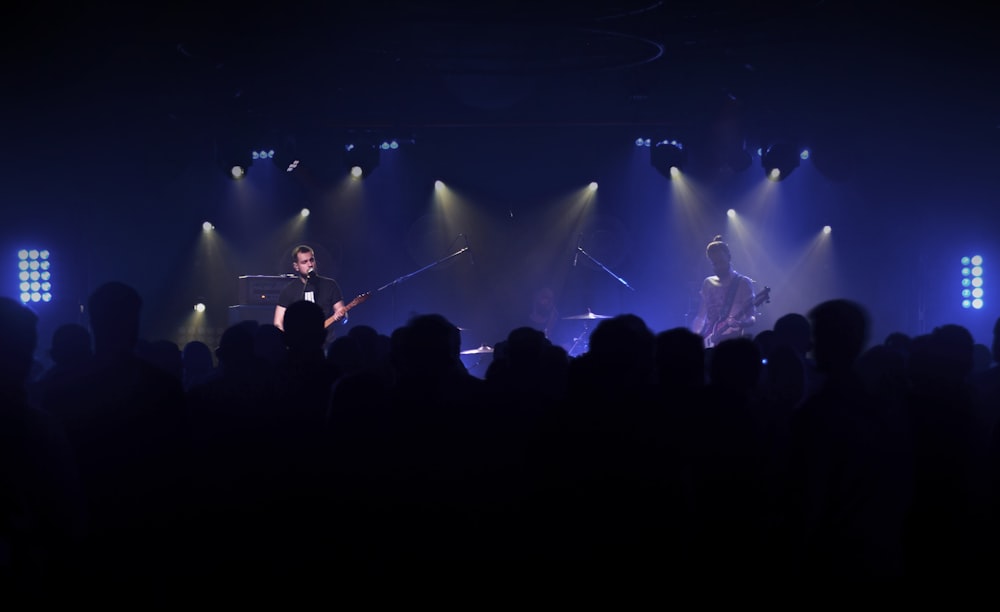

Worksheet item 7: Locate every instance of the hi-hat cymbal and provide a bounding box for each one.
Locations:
[562,309,612,320]
[460,344,494,355]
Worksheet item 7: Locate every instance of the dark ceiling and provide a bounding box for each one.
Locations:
[6,0,999,166]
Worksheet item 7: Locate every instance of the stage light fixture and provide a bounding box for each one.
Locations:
[650,139,687,179]
[216,138,253,179]
[269,143,303,173]
[216,124,295,180]
[761,142,801,181]
[961,255,985,310]
[344,143,380,179]
[17,248,52,304]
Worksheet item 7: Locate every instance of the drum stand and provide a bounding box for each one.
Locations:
[562,308,611,357]
[459,344,494,376]
[567,322,592,357]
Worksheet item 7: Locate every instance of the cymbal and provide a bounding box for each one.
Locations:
[562,309,612,320]
[460,344,494,355]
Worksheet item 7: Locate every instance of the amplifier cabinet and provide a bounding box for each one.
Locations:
[238,274,295,305]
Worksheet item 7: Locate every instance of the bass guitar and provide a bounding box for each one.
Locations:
[702,286,771,348]
[324,291,372,329]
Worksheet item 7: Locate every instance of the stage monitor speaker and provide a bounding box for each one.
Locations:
[238,274,294,305]
[228,305,275,327]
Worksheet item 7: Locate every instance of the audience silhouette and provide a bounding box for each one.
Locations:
[780,299,913,578]
[1,298,84,595]
[180,339,215,391]
[5,282,1000,588]
[36,282,190,592]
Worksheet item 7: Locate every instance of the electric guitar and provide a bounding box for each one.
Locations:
[324,291,372,329]
[702,286,771,348]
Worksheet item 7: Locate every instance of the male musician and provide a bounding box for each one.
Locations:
[274,245,347,348]
[690,235,757,348]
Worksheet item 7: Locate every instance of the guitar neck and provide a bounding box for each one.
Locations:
[324,292,371,328]
[735,288,769,319]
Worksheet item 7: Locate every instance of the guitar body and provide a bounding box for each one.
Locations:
[703,318,743,348]
[701,286,771,349]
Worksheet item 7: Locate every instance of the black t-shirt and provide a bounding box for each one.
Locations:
[277,275,344,320]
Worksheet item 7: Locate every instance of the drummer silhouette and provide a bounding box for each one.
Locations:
[527,286,560,339]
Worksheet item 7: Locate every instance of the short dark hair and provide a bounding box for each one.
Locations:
[291,245,314,261]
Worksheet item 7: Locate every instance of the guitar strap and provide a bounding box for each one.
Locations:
[720,274,742,322]
[702,274,743,342]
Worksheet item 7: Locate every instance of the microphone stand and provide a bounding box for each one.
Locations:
[376,245,470,328]
[574,245,635,291]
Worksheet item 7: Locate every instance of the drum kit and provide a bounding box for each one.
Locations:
[457,308,613,363]
[562,308,612,356]
[561,308,612,321]
[459,343,494,376]
[459,344,494,355]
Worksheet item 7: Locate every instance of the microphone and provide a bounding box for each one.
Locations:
[573,233,582,267]
[307,267,316,279]
[461,234,475,265]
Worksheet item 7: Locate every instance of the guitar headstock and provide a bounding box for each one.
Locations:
[344,291,372,309]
